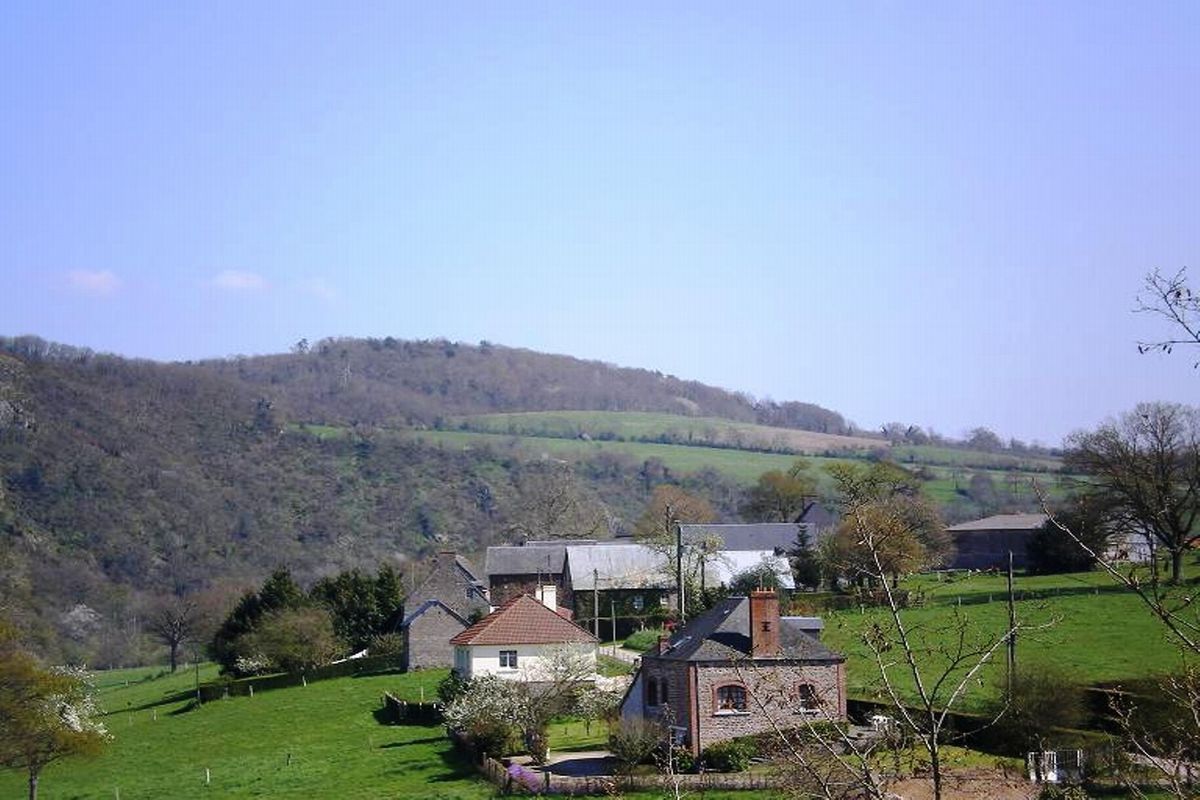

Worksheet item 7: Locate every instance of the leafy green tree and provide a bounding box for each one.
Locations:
[310,566,405,652]
[1027,495,1112,575]
[823,462,949,586]
[790,527,822,590]
[0,624,109,800]
[233,606,341,673]
[210,569,308,673]
[740,459,818,523]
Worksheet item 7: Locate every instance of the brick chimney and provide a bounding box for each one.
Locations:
[749,590,781,658]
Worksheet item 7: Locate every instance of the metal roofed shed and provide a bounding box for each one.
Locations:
[565,544,672,590]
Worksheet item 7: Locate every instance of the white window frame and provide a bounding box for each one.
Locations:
[499,650,518,670]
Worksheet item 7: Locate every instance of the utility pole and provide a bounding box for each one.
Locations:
[1006,550,1017,698]
[593,568,600,640]
[611,598,617,656]
[674,508,686,625]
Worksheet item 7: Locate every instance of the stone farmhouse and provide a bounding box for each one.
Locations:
[400,551,490,671]
[450,588,598,682]
[620,590,846,756]
[485,541,572,608]
[484,523,811,635]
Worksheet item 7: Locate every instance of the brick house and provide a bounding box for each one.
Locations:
[450,589,597,682]
[620,590,846,755]
[400,551,490,671]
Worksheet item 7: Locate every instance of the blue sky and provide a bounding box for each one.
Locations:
[2,2,1197,445]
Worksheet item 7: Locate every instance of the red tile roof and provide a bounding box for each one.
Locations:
[449,594,598,646]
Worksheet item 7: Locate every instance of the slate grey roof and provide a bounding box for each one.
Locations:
[400,598,469,629]
[566,544,673,590]
[946,513,1048,532]
[646,596,842,663]
[485,543,568,577]
[677,523,809,553]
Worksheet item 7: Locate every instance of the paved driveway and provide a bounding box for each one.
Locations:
[544,750,616,777]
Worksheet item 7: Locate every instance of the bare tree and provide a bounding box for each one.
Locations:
[1138,268,1200,366]
[504,463,610,541]
[794,461,1034,800]
[147,596,198,672]
[1040,487,1200,797]
[1065,402,1200,584]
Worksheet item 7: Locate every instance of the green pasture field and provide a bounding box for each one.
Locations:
[2,664,784,800]
[892,444,1062,472]
[449,410,881,453]
[0,667,480,800]
[294,417,1068,508]
[821,568,1196,712]
[452,411,1065,472]
[407,428,817,483]
[405,429,1067,508]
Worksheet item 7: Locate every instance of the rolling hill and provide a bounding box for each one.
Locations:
[0,335,1063,665]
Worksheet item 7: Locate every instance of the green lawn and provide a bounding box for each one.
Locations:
[0,667,486,800]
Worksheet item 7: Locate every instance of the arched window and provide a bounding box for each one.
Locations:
[714,683,747,713]
[647,677,659,707]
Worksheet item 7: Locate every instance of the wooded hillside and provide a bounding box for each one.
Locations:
[194,337,853,434]
[0,335,1054,665]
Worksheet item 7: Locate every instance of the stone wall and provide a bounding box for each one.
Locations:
[692,661,845,753]
[638,655,693,733]
[403,604,466,670]
[490,574,572,609]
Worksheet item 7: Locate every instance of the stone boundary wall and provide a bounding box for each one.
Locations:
[476,754,782,795]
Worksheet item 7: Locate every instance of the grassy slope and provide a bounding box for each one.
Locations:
[8,665,781,800]
[405,428,1067,505]
[1,668,482,800]
[820,569,1193,713]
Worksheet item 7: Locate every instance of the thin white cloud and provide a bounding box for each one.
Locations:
[295,277,338,301]
[67,269,120,296]
[212,270,267,291]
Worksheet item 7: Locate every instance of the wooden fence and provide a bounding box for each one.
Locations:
[381,692,442,725]
[196,654,404,703]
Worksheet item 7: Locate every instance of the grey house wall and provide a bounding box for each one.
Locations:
[403,604,467,671]
[413,553,489,620]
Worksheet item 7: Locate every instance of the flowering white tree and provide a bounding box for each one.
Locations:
[445,644,600,764]
[0,627,110,800]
